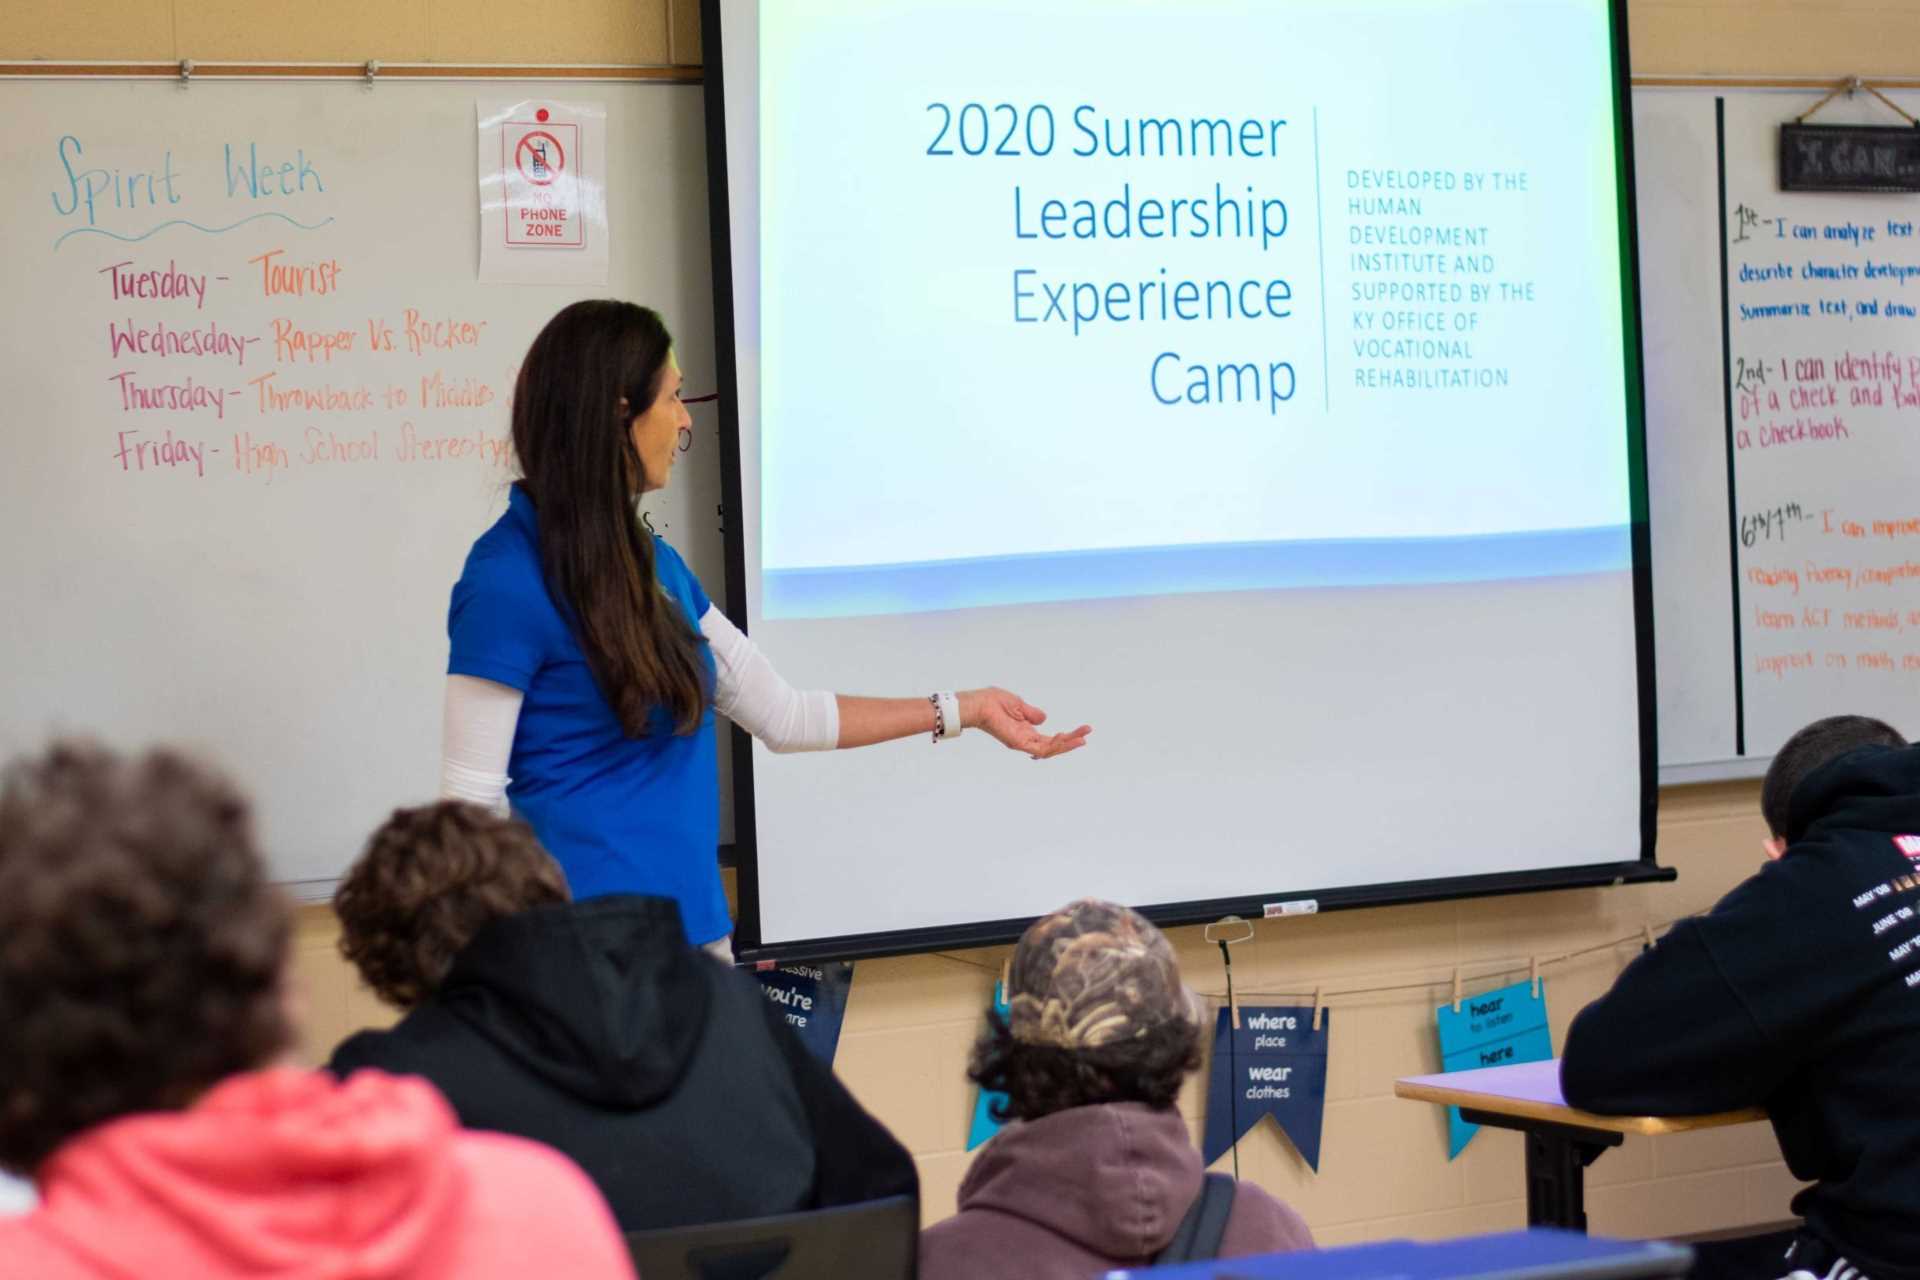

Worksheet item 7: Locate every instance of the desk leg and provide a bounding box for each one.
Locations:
[1461,1110,1622,1233]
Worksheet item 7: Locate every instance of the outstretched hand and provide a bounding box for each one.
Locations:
[960,687,1091,760]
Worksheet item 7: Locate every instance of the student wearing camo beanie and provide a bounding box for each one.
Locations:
[920,898,1314,1279]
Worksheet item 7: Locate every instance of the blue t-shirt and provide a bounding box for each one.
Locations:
[447,484,728,943]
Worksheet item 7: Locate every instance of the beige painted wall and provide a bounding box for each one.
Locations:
[5,0,1920,77]
[0,0,705,66]
[9,0,1900,1247]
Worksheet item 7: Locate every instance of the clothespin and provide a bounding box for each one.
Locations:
[1311,985,1324,1031]
[1529,955,1541,999]
[1451,966,1463,1014]
[1642,923,1657,952]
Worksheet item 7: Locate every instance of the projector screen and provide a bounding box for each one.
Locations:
[704,0,1662,961]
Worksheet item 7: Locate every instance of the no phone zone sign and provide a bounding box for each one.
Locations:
[502,108,584,248]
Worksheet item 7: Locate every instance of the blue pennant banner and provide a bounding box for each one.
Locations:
[1202,1006,1330,1172]
[966,981,1012,1151]
[1433,978,1552,1159]
[752,960,854,1065]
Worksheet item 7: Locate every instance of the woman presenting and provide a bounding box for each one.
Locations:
[442,301,1090,957]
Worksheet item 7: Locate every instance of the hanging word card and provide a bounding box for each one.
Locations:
[967,981,1013,1151]
[1202,1005,1330,1172]
[1434,979,1552,1158]
[751,959,854,1065]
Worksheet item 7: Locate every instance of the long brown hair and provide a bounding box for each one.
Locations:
[511,300,709,736]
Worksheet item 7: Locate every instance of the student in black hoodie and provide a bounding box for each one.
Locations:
[1562,714,1920,1280]
[328,801,916,1232]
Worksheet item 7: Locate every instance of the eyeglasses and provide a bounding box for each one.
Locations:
[616,393,719,414]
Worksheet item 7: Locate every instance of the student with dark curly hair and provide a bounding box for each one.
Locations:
[329,800,916,1231]
[0,742,635,1280]
[920,899,1312,1279]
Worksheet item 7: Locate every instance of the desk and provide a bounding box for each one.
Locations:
[1104,1229,1691,1278]
[1395,1060,1765,1232]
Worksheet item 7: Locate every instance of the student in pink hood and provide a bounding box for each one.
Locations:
[0,741,635,1280]
[920,899,1313,1279]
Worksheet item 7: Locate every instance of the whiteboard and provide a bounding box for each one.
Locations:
[0,78,730,889]
[1637,86,1920,780]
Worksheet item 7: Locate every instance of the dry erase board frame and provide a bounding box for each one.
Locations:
[702,0,1668,965]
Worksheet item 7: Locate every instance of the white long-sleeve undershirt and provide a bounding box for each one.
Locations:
[440,674,524,811]
[702,605,840,754]
[439,605,839,810]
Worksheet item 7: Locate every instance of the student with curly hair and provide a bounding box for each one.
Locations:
[329,801,916,1231]
[920,899,1312,1279]
[0,742,635,1280]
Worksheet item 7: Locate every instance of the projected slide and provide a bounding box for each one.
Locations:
[754,0,1632,620]
[713,0,1652,955]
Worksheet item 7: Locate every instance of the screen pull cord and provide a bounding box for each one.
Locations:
[1205,915,1255,1181]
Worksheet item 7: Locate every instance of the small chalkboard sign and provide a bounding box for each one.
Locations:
[1781,122,1920,193]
